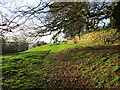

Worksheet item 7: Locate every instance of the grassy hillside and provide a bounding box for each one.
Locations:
[2,43,120,89]
[68,29,120,45]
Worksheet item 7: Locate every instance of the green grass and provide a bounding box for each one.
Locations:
[77,50,88,55]
[2,43,98,89]
[76,53,120,88]
[24,43,97,53]
[112,65,120,72]
[108,76,120,86]
[2,42,120,89]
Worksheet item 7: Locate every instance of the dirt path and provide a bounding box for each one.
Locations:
[49,61,88,88]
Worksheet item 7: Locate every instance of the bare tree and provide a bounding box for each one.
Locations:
[0,0,119,42]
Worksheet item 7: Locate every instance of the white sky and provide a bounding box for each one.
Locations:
[0,0,40,7]
[0,0,54,43]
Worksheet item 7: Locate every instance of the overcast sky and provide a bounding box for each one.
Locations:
[0,0,55,43]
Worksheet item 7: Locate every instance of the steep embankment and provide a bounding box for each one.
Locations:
[2,43,120,89]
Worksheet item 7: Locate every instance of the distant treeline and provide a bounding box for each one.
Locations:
[1,42,28,54]
[1,41,48,54]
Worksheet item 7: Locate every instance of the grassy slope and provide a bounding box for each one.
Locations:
[2,43,120,89]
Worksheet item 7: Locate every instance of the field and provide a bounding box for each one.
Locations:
[2,43,120,89]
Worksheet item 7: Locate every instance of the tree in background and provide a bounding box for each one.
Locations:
[112,1,120,31]
[0,1,119,43]
[47,2,115,40]
[48,2,88,39]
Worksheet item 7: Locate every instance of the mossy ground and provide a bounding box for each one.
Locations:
[2,43,120,89]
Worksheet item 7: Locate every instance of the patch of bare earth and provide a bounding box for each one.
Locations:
[47,45,120,88]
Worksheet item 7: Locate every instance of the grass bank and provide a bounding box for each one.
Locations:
[2,43,120,89]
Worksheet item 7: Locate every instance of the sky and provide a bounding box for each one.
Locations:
[0,0,112,43]
[0,0,54,43]
[0,0,40,7]
[0,0,67,43]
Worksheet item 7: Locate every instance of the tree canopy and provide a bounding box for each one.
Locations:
[0,1,119,42]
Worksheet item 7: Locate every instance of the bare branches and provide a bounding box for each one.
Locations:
[0,1,117,42]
